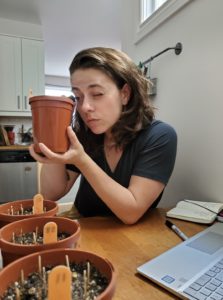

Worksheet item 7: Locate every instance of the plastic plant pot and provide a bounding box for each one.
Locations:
[29,95,74,153]
[0,199,58,228]
[0,216,80,266]
[0,248,116,300]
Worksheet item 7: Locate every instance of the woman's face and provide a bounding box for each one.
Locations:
[70,68,129,135]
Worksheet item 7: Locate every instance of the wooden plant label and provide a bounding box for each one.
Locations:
[43,221,58,244]
[48,265,72,300]
[28,88,33,99]
[33,193,44,214]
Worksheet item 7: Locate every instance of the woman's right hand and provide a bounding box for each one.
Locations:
[29,126,87,168]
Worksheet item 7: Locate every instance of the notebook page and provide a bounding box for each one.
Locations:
[182,200,223,214]
[167,201,217,223]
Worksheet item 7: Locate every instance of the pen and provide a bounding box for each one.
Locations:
[165,220,188,241]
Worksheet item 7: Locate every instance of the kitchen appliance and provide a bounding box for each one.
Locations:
[0,149,37,203]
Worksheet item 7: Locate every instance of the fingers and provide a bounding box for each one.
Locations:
[29,143,59,163]
[29,127,82,165]
[67,126,79,146]
[38,143,58,159]
[29,144,48,163]
[67,126,75,138]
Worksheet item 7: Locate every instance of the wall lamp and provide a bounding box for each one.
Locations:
[138,42,183,96]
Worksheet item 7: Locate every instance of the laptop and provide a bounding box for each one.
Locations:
[137,222,223,299]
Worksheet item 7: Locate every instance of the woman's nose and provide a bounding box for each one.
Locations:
[81,97,94,112]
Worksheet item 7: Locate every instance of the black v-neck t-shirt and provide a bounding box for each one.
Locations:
[66,120,177,217]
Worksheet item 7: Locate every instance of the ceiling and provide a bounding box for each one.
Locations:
[0,0,122,77]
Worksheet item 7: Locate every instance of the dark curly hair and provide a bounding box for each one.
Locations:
[69,47,154,155]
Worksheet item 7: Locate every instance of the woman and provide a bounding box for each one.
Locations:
[29,47,177,224]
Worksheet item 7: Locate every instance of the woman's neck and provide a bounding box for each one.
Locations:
[104,133,115,148]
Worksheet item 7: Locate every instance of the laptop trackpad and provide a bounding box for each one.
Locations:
[186,232,223,255]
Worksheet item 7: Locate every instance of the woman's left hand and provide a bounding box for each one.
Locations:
[29,126,87,166]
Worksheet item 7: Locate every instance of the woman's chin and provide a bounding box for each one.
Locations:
[90,128,105,135]
[87,123,107,135]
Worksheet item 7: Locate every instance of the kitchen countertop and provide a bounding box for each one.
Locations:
[0,145,35,163]
[0,145,31,151]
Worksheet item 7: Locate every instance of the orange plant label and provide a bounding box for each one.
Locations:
[48,265,72,300]
[33,193,44,214]
[43,221,58,244]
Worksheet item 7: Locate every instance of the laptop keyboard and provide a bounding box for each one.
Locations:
[183,258,223,300]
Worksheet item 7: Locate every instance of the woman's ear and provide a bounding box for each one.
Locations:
[121,83,131,105]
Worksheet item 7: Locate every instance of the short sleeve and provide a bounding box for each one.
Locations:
[132,122,177,184]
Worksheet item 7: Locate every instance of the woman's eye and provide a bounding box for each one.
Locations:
[93,93,103,97]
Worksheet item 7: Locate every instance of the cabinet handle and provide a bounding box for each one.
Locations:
[24,166,32,172]
[17,95,21,109]
[24,96,27,109]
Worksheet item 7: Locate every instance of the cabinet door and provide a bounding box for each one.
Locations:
[0,35,22,112]
[0,162,38,202]
[22,39,45,112]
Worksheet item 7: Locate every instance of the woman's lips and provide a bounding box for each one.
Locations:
[86,118,100,127]
[87,118,98,124]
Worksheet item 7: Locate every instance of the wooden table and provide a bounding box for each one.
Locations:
[0,207,206,298]
[77,208,207,300]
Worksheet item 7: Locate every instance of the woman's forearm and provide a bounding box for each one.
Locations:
[75,153,164,224]
[75,154,141,224]
[40,164,69,200]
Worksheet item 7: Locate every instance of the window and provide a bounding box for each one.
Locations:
[141,0,167,23]
[45,85,72,97]
[135,0,192,44]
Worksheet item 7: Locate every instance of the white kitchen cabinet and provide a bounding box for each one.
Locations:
[0,35,44,116]
[0,149,38,202]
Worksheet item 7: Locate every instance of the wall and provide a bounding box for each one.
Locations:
[121,0,223,207]
[0,17,42,39]
[45,75,70,87]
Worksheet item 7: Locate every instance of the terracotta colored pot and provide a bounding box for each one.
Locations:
[0,216,80,266]
[0,199,58,228]
[29,95,74,153]
[0,248,116,300]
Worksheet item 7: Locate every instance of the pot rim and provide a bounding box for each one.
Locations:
[29,95,74,105]
[0,216,80,251]
[0,248,117,300]
[0,199,58,216]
